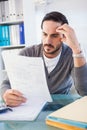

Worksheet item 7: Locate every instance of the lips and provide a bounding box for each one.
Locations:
[44,44,54,48]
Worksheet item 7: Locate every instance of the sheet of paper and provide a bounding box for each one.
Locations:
[1,51,52,120]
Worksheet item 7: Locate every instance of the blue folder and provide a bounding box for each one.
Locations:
[47,116,87,129]
[19,23,25,44]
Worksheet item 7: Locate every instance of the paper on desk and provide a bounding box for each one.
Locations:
[1,52,52,121]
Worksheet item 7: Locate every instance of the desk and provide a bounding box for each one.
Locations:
[0,94,80,130]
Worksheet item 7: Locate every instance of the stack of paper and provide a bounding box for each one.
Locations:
[46,96,87,130]
[0,52,52,121]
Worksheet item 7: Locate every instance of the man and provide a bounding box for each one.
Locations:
[0,11,87,107]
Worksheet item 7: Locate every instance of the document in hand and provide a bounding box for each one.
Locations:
[46,96,87,130]
[1,52,52,121]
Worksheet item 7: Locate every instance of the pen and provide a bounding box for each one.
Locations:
[7,107,13,112]
[0,105,13,113]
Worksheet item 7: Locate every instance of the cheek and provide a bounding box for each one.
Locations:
[59,34,64,41]
[55,38,61,43]
[54,39,62,47]
[42,36,46,42]
[55,38,62,43]
[42,38,46,44]
[59,38,62,42]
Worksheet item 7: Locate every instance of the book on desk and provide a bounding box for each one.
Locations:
[46,96,87,130]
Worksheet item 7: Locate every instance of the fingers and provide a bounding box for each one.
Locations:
[5,97,26,107]
[56,24,79,48]
[56,24,70,36]
[5,99,22,107]
[56,24,73,31]
[7,92,27,102]
[3,89,27,107]
[9,89,23,96]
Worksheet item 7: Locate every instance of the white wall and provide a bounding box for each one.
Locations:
[35,0,87,49]
[23,0,37,46]
[35,5,45,44]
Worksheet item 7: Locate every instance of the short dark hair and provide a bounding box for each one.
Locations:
[41,11,68,29]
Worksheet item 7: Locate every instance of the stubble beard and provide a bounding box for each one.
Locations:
[43,44,61,55]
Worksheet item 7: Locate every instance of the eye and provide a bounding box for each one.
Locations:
[43,32,47,37]
[52,34,59,38]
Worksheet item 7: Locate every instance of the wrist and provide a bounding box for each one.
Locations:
[72,51,84,58]
[72,42,82,54]
[72,47,82,54]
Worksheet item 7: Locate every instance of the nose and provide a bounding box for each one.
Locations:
[45,36,52,44]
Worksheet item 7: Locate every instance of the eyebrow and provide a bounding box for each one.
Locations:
[42,31,60,35]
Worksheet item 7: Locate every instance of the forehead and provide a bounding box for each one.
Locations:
[42,20,61,33]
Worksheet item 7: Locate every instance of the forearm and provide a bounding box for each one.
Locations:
[72,46,86,67]
[73,57,86,67]
[0,77,11,98]
[73,64,87,96]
